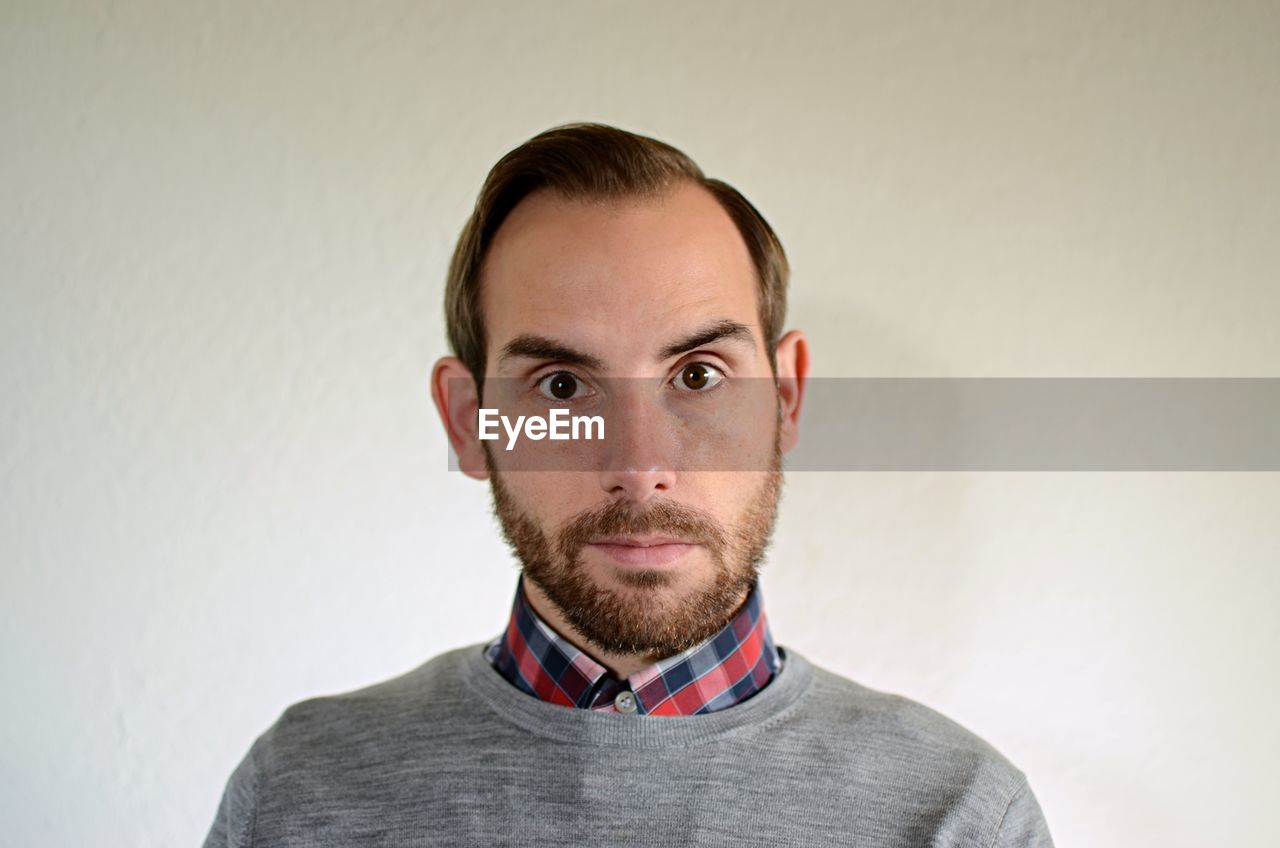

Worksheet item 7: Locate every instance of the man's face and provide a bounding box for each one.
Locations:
[478,182,785,659]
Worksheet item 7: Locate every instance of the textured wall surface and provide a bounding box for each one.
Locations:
[2,2,1278,846]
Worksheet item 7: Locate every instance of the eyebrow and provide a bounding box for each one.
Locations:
[498,334,605,370]
[659,319,755,360]
[496,319,756,372]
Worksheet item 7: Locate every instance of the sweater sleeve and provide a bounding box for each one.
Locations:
[202,743,258,848]
[990,778,1055,848]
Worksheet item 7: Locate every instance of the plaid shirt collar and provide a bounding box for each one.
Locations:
[484,575,782,716]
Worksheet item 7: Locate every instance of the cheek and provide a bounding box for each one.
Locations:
[677,473,751,524]
[711,471,778,530]
[500,472,597,527]
[665,383,778,472]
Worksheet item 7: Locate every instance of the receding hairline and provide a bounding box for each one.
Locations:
[479,178,754,283]
[493,176,711,228]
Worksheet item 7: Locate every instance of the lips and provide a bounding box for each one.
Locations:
[591,536,691,547]
[586,536,698,567]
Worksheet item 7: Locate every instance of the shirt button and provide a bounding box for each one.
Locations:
[613,690,638,714]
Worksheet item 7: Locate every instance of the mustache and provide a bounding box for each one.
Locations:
[556,498,728,558]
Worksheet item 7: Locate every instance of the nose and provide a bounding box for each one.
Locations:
[600,463,677,502]
[598,386,678,502]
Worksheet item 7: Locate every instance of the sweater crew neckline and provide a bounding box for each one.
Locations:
[459,640,815,748]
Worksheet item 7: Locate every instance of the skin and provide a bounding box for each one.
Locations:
[432,180,808,678]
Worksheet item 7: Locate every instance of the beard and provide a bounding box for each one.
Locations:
[487,438,783,661]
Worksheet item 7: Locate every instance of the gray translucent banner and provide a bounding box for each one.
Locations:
[446,378,1280,471]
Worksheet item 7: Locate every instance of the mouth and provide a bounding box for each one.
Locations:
[585,536,699,567]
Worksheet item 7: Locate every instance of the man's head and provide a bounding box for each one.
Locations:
[432,123,808,662]
[443,123,791,388]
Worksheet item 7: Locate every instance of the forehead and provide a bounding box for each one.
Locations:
[479,181,760,370]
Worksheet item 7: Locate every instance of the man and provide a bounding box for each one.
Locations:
[205,123,1054,846]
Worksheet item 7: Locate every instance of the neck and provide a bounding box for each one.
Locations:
[520,577,748,679]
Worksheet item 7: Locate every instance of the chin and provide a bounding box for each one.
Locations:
[587,560,707,597]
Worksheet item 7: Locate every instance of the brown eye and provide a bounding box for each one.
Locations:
[537,371,583,401]
[674,363,724,392]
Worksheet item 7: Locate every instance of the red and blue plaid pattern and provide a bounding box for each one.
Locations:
[484,576,781,716]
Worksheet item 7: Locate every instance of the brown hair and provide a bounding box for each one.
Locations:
[444,122,789,386]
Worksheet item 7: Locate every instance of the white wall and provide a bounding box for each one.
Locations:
[2,2,1277,845]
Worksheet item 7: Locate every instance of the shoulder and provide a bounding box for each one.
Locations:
[204,645,489,846]
[254,643,479,771]
[781,648,1031,812]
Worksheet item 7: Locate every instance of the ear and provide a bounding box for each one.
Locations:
[773,329,809,454]
[430,356,489,480]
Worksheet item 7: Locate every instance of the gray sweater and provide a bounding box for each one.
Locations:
[204,643,1054,846]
